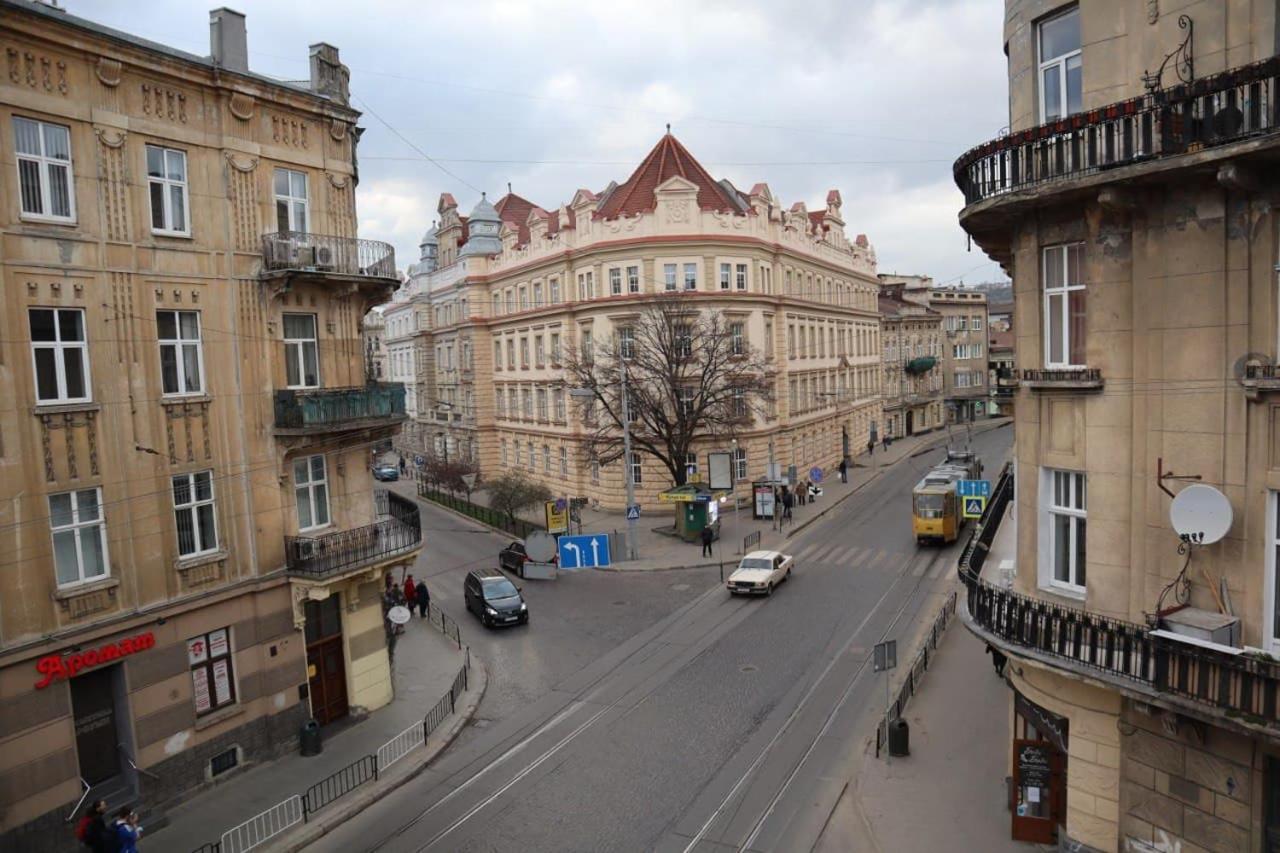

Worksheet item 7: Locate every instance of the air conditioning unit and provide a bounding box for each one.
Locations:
[1159,606,1241,648]
[295,246,316,268]
[267,238,295,267]
[315,246,335,271]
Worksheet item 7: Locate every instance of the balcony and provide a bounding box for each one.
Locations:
[260,232,397,301]
[955,57,1280,210]
[1241,362,1280,400]
[274,383,406,437]
[960,466,1280,738]
[286,490,421,580]
[1020,367,1103,392]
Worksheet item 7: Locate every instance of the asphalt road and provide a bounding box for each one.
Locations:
[322,426,1012,853]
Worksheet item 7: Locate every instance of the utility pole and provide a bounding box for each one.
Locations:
[621,359,638,561]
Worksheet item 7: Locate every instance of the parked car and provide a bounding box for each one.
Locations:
[464,567,529,628]
[499,540,529,577]
[372,464,400,482]
[726,550,794,596]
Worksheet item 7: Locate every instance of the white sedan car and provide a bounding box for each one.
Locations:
[727,550,794,596]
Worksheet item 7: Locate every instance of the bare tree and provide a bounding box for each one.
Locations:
[424,455,478,497]
[485,471,552,526]
[561,293,774,487]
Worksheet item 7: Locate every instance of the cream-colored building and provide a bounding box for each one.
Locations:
[878,289,944,439]
[956,1,1280,850]
[0,4,417,847]
[396,134,884,508]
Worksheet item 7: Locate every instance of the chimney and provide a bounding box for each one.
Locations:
[309,43,350,106]
[209,8,248,73]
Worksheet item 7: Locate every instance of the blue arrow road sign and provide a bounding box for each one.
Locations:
[809,467,824,483]
[557,533,612,569]
[958,479,991,498]
[626,504,641,521]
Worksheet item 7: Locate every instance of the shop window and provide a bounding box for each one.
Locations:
[188,627,236,716]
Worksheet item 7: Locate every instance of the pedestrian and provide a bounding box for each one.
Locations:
[402,574,416,608]
[113,808,140,853]
[700,524,714,558]
[76,799,111,852]
[986,644,1007,678]
[882,433,890,451]
[399,456,407,475]
[415,578,430,618]
[867,439,875,456]
[782,488,794,521]
[839,459,848,483]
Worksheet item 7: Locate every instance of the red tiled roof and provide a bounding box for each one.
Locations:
[808,211,827,232]
[494,192,539,245]
[595,133,742,219]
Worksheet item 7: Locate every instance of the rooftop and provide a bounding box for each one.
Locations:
[595,132,747,219]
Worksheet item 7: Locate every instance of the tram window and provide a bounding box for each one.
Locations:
[915,493,945,519]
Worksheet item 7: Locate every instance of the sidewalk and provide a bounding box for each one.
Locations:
[815,618,1042,853]
[397,419,1010,572]
[149,610,482,852]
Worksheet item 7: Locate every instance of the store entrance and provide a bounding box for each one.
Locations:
[71,666,122,785]
[1011,692,1068,844]
[304,594,349,725]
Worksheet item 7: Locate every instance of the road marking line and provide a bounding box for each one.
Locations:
[867,549,890,570]
[811,544,836,562]
[795,543,819,560]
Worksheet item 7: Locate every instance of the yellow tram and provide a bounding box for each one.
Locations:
[912,449,983,544]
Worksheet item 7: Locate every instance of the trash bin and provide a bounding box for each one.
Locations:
[300,719,322,757]
[887,717,909,757]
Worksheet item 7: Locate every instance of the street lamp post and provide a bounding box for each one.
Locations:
[569,360,638,561]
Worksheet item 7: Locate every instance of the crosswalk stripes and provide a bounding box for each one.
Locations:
[832,545,860,564]
[929,554,952,579]
[813,543,839,562]
[796,543,820,561]
[867,549,892,571]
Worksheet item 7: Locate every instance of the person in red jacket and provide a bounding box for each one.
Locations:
[403,574,416,607]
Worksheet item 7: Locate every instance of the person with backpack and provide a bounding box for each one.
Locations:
[76,799,112,852]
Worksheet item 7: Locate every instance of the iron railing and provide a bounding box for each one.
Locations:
[875,592,958,758]
[302,756,377,819]
[955,56,1280,206]
[274,383,406,431]
[285,492,421,578]
[425,600,462,649]
[417,484,545,539]
[959,464,1280,729]
[261,231,397,279]
[1020,368,1102,384]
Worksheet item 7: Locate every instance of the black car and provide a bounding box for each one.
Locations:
[464,567,529,628]
[499,541,528,577]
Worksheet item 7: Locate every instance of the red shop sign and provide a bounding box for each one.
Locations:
[34,631,155,689]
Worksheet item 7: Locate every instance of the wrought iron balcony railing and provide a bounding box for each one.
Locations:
[274,383,406,433]
[1020,368,1103,389]
[261,232,397,280]
[955,56,1280,206]
[286,490,421,578]
[960,465,1280,731]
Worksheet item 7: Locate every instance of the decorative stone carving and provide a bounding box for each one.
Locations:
[326,173,349,189]
[7,48,67,94]
[329,118,348,141]
[271,115,309,148]
[224,152,259,173]
[141,83,188,123]
[229,91,255,121]
[94,127,127,149]
[96,57,123,87]
[1147,0,1159,24]
[668,200,690,223]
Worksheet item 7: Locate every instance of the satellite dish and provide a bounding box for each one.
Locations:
[1169,484,1233,545]
[387,605,412,625]
[526,531,557,563]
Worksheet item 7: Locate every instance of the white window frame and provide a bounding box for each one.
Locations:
[173,470,219,558]
[554,389,566,421]
[1042,243,1086,368]
[629,452,643,486]
[627,265,640,294]
[543,444,551,473]
[609,267,623,296]
[664,263,678,291]
[294,454,330,532]
[274,167,309,233]
[730,322,745,356]
[734,448,747,481]
[1037,6,1082,123]
[158,310,205,396]
[1267,491,1280,652]
[29,307,91,405]
[735,263,748,291]
[146,144,191,237]
[14,116,76,223]
[560,447,569,476]
[719,263,732,291]
[683,263,698,291]
[49,487,108,588]
[283,313,320,389]
[619,327,634,360]
[1040,468,1087,596]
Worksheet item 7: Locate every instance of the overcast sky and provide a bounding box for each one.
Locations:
[77,0,1010,285]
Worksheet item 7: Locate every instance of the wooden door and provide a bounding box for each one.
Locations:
[1011,738,1063,844]
[307,636,349,725]
[71,666,122,785]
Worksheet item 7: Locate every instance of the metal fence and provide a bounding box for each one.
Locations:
[261,231,397,279]
[220,795,303,853]
[874,592,958,758]
[376,720,425,773]
[417,484,544,539]
[190,844,221,853]
[274,384,406,430]
[302,755,377,819]
[742,530,761,553]
[426,601,462,649]
[285,492,421,578]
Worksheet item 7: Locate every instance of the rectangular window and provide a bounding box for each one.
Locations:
[187,627,236,716]
[1043,243,1086,367]
[147,145,190,235]
[519,286,528,310]
[30,308,90,404]
[591,458,600,484]
[506,339,515,370]
[1045,469,1086,591]
[294,455,330,531]
[1038,6,1082,123]
[627,265,640,293]
[973,316,983,331]
[535,335,545,368]
[582,329,593,364]
[283,314,320,388]
[496,388,505,417]
[678,386,696,418]
[610,268,623,296]
[543,445,551,473]
[493,293,502,315]
[520,338,529,369]
[550,333,562,363]
[522,389,532,418]
[494,341,502,370]
[550,278,561,303]
[1269,491,1280,649]
[664,263,678,291]
[49,487,108,587]
[533,282,543,306]
[515,442,523,467]
[274,168,309,232]
[554,389,566,421]
[158,310,204,396]
[734,448,747,481]
[629,452,643,486]
[560,446,568,476]
[619,327,634,360]
[675,325,692,358]
[527,441,535,470]
[685,452,698,480]
[173,470,218,557]
[730,323,745,355]
[735,263,748,291]
[501,440,508,466]
[720,263,732,290]
[537,388,548,420]
[683,263,697,291]
[732,387,747,417]
[14,116,75,222]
